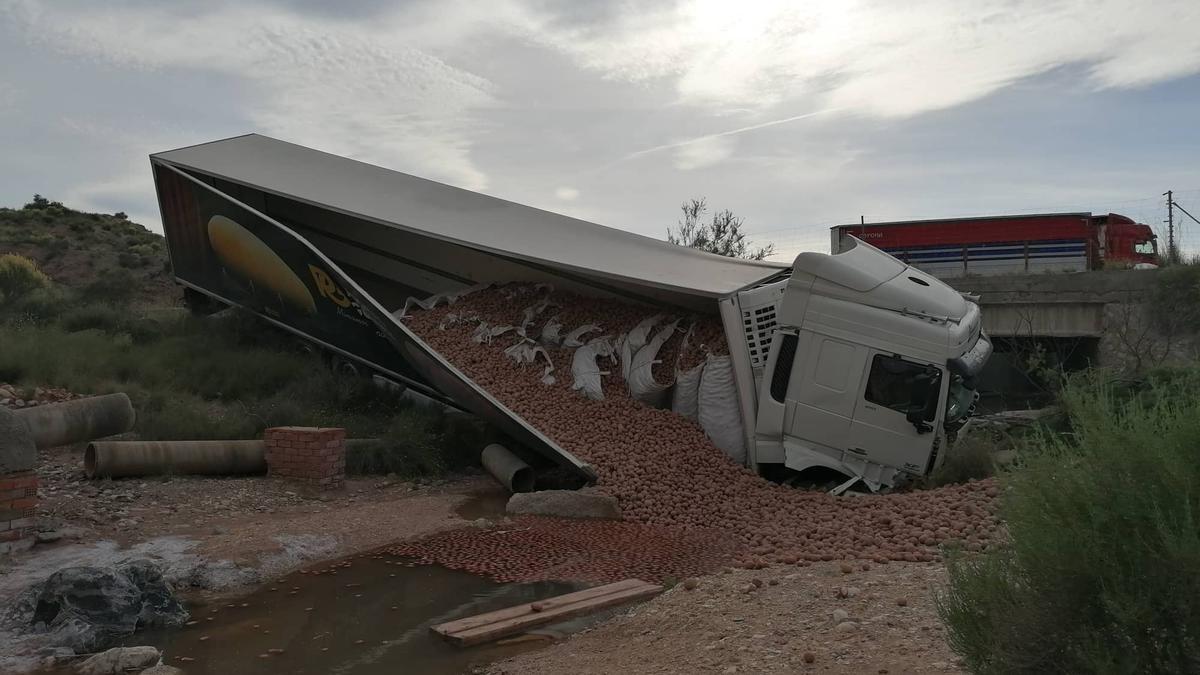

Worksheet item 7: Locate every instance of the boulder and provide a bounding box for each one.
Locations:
[506,489,622,519]
[30,560,188,653]
[76,646,160,675]
[0,405,36,473]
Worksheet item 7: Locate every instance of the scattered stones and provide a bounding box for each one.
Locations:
[835,621,859,633]
[75,646,160,675]
[831,608,849,623]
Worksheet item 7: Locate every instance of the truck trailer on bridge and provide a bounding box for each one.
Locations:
[150,134,991,491]
[831,212,1158,278]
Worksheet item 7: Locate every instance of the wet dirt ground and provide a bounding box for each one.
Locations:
[103,557,582,675]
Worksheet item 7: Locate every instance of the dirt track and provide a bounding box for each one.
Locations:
[490,561,963,675]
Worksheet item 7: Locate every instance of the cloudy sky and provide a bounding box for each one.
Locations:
[2,0,1199,259]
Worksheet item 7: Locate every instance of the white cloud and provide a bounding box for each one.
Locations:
[554,186,579,200]
[3,0,496,190]
[525,0,1200,118]
[672,135,735,170]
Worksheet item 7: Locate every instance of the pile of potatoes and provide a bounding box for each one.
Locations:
[401,285,1001,580]
[386,515,739,584]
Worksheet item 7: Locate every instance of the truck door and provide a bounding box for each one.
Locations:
[848,352,946,476]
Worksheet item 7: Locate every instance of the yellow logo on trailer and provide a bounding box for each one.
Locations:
[308,265,352,308]
[206,215,317,314]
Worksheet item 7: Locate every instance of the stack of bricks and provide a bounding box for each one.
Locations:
[0,472,38,554]
[264,426,346,489]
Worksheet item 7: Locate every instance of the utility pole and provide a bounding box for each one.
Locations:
[1164,190,1176,264]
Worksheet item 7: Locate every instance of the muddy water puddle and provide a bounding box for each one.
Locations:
[117,557,582,674]
[453,491,510,521]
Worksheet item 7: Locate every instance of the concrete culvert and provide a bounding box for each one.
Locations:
[14,393,135,449]
[85,440,268,479]
[481,443,534,493]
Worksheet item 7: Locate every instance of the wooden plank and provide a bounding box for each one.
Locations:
[434,578,650,635]
[435,582,663,646]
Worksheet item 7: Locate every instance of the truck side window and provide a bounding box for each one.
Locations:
[1135,241,1155,255]
[864,355,928,413]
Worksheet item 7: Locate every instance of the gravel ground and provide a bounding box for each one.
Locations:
[490,561,963,675]
[19,444,500,597]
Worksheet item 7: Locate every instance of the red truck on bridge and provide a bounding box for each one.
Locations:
[831,212,1158,278]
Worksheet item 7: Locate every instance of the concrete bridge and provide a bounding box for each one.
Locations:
[945,269,1158,340]
[942,270,1179,398]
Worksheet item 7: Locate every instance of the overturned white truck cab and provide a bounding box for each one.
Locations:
[150,134,990,491]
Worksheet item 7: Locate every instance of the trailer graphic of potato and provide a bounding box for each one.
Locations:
[206,215,316,314]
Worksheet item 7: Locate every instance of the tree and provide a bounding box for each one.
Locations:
[667,198,776,260]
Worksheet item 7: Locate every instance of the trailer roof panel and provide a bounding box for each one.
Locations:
[151,134,787,299]
[831,212,1093,230]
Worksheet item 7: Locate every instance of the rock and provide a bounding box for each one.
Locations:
[802,652,816,664]
[506,490,622,520]
[29,560,189,653]
[835,621,859,633]
[140,666,184,675]
[76,646,160,675]
[896,597,908,607]
[682,578,699,590]
[831,609,849,623]
[0,405,36,473]
[37,531,65,544]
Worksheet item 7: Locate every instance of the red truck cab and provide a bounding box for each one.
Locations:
[1096,213,1158,266]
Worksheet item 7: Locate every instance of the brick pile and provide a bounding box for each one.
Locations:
[0,471,38,554]
[264,426,346,489]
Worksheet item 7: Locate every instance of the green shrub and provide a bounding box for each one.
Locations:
[1151,263,1200,334]
[937,372,1200,674]
[80,268,138,307]
[134,391,260,441]
[61,305,128,333]
[0,253,50,304]
[925,432,999,488]
[0,286,70,325]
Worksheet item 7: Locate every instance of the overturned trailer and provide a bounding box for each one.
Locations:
[150,134,990,490]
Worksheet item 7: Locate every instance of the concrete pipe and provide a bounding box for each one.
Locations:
[85,440,267,479]
[481,443,534,493]
[84,438,382,479]
[15,393,136,449]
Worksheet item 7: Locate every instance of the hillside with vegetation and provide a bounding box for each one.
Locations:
[0,195,177,307]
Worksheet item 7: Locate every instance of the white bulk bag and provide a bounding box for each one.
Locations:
[619,314,662,380]
[627,319,681,407]
[571,337,616,400]
[698,354,746,464]
[672,362,704,420]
